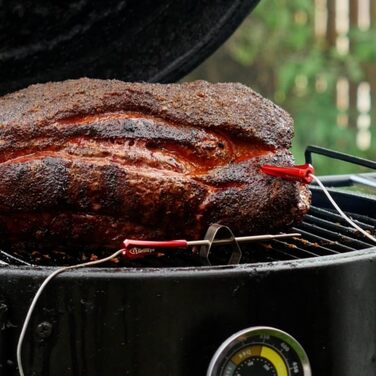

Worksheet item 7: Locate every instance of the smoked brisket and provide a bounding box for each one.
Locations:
[0,79,310,253]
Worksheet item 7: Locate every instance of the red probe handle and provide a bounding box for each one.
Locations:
[261,163,314,184]
[122,239,188,260]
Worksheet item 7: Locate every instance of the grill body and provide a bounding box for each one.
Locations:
[0,189,375,376]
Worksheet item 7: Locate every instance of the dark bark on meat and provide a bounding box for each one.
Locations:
[0,79,310,252]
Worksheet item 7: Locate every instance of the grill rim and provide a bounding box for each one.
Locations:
[1,246,375,278]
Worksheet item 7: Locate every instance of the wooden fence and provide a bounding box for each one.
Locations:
[316,0,376,150]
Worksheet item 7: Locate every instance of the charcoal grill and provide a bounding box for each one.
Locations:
[1,1,376,375]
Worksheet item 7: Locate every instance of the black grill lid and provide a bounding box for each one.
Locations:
[0,0,260,95]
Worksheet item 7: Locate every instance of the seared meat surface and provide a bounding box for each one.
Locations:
[0,79,310,252]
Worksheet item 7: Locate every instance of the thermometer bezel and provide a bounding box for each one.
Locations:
[207,326,312,376]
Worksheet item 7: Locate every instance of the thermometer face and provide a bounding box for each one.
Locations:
[207,327,311,376]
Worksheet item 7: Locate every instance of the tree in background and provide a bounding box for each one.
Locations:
[187,0,376,174]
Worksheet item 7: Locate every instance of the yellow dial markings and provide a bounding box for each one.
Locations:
[231,345,262,365]
[231,345,288,376]
[260,346,288,376]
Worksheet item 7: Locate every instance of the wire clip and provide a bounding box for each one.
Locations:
[261,163,314,184]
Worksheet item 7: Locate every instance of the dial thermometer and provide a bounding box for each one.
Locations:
[207,326,311,376]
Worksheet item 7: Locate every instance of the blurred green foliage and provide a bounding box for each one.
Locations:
[186,0,376,175]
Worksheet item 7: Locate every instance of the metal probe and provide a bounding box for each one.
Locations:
[122,232,301,260]
[187,232,301,247]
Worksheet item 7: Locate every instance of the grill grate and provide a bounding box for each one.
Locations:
[268,205,375,261]
[249,204,375,263]
[0,204,375,267]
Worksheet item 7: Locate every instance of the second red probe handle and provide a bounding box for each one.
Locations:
[122,239,188,260]
[261,163,314,184]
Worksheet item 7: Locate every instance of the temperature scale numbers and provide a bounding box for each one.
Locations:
[232,356,277,375]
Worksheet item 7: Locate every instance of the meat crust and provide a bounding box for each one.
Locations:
[0,79,310,252]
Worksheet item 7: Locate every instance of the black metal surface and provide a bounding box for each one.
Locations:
[0,247,375,375]
[0,298,7,373]
[0,0,260,95]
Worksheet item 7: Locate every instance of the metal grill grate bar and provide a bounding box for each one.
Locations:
[291,227,359,253]
[296,222,372,249]
[288,237,339,256]
[341,210,376,228]
[309,206,375,232]
[271,239,324,258]
[303,214,372,240]
[246,244,300,262]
